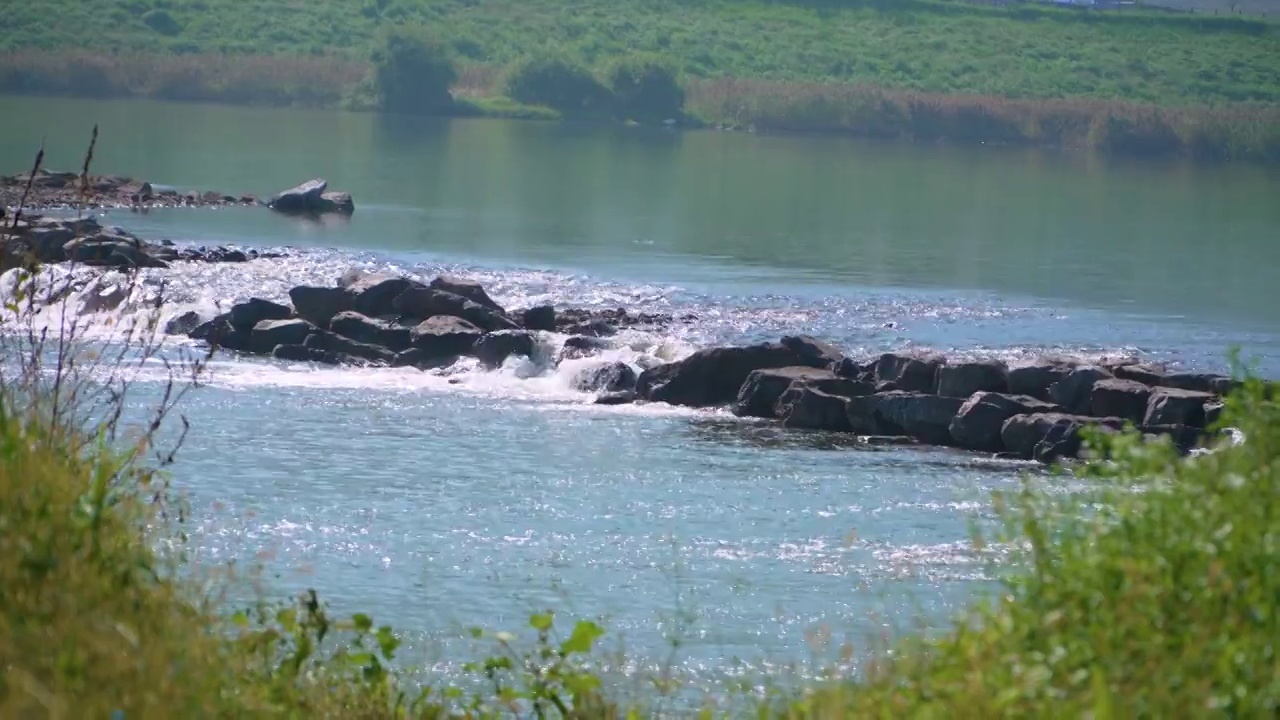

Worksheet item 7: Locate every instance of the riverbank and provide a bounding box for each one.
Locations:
[4,50,1280,163]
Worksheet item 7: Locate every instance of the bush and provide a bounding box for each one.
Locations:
[608,57,685,123]
[370,26,457,115]
[505,57,613,120]
[141,8,183,36]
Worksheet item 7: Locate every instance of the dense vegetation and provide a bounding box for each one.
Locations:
[2,255,1277,715]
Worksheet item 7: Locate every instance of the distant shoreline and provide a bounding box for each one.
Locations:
[4,50,1278,164]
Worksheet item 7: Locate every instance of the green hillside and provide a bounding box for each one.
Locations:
[4,0,1280,107]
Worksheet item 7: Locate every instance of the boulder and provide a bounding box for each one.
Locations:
[163,310,206,336]
[560,318,617,337]
[521,305,556,332]
[318,191,355,215]
[845,394,892,435]
[271,344,339,364]
[27,227,75,262]
[559,335,610,360]
[1144,387,1216,428]
[1007,360,1076,401]
[474,330,537,369]
[393,287,517,331]
[328,311,412,352]
[1090,378,1152,424]
[289,285,355,327]
[949,392,1063,452]
[734,366,841,419]
[1001,413,1122,460]
[229,297,293,329]
[636,341,825,408]
[779,388,852,432]
[595,390,638,406]
[1113,362,1164,386]
[1033,418,1088,464]
[1141,424,1204,453]
[874,351,946,394]
[338,270,421,318]
[833,357,874,381]
[572,361,638,393]
[429,275,504,314]
[1159,372,1238,395]
[249,318,316,354]
[780,335,844,368]
[410,315,483,359]
[267,179,353,215]
[875,392,965,446]
[303,329,396,365]
[936,360,1008,398]
[393,348,459,371]
[1048,365,1112,415]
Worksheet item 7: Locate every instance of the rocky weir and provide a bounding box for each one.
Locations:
[173,269,1250,465]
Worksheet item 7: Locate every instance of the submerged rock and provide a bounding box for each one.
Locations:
[572,361,638,393]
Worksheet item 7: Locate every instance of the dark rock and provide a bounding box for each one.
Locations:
[328,311,412,352]
[1144,387,1216,428]
[595,390,638,406]
[734,367,841,419]
[393,348,459,371]
[289,285,356,327]
[249,318,316,354]
[229,298,292,330]
[1001,413,1122,460]
[572,361,638,393]
[27,227,75,262]
[1159,372,1239,395]
[410,316,483,358]
[318,191,355,215]
[780,388,852,431]
[521,305,556,332]
[562,319,617,338]
[1033,419,1087,463]
[163,310,206,336]
[474,330,537,369]
[338,270,420,318]
[874,351,947,394]
[1090,378,1153,424]
[560,335,611,360]
[189,314,235,344]
[949,392,1063,452]
[846,394,895,435]
[1007,360,1076,401]
[303,329,396,365]
[429,275,504,314]
[271,344,338,364]
[832,357,874,381]
[267,179,353,215]
[874,392,965,446]
[1113,362,1165,386]
[780,335,844,368]
[1048,365,1112,415]
[393,287,517,331]
[1205,401,1225,427]
[1141,423,1204,453]
[636,341,824,408]
[936,360,1008,398]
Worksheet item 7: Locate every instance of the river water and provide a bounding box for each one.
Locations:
[3,95,1279,694]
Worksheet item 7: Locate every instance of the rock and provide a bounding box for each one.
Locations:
[520,305,556,332]
[393,348,459,371]
[1090,378,1153,424]
[189,314,236,345]
[393,287,517,331]
[1007,360,1076,401]
[289,285,355,327]
[936,360,1008,398]
[78,281,128,314]
[780,388,852,432]
[595,390,638,405]
[268,179,354,215]
[948,392,1063,452]
[429,275,504,314]
[1113,362,1165,386]
[1144,387,1216,428]
[303,329,396,365]
[328,311,412,352]
[27,227,75,262]
[833,357,874,381]
[1048,365,1112,415]
[1033,418,1089,463]
[163,310,206,336]
[572,361,638,393]
[636,341,825,407]
[1140,423,1204,453]
[734,367,841,419]
[228,297,293,329]
[874,351,946,393]
[1205,401,1225,427]
[410,315,484,358]
[249,318,316,354]
[780,335,844,368]
[338,270,421,318]
[559,335,611,360]
[846,394,893,435]
[1001,413,1122,460]
[874,392,965,446]
[474,330,537,369]
[271,344,336,364]
[561,318,617,337]
[1159,372,1238,395]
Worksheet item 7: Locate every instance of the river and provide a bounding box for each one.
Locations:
[3,95,1279,696]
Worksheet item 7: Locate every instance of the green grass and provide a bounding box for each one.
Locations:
[4,0,1280,108]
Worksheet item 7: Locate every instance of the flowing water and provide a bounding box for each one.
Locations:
[3,95,1280,694]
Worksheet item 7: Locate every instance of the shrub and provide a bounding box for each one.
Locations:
[607,57,685,123]
[141,9,182,36]
[370,26,457,115]
[505,57,613,120]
